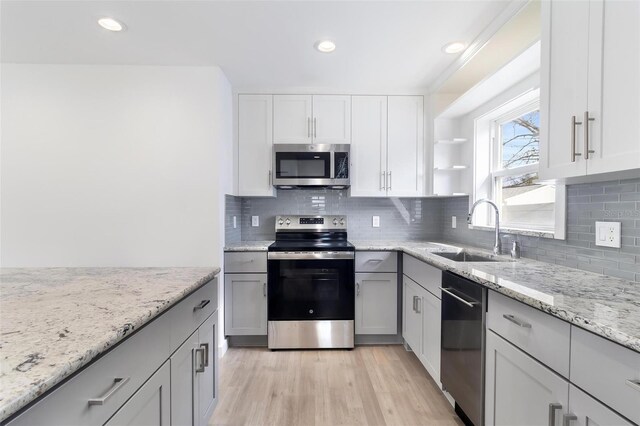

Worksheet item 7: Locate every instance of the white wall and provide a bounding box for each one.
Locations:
[1,64,233,267]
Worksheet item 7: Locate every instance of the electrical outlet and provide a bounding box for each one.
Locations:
[251,216,259,227]
[372,216,380,228]
[452,216,457,229]
[233,216,237,229]
[595,221,621,248]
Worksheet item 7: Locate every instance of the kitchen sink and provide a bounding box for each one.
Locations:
[433,251,507,262]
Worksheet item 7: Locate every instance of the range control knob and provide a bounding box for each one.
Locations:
[285,218,291,226]
[340,218,345,226]
[333,218,339,226]
[278,218,284,226]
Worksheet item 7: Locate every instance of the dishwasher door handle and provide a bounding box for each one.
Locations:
[440,287,479,308]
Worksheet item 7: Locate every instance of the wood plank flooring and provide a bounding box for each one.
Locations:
[210,345,463,426]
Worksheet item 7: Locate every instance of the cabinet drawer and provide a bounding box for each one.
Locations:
[402,254,441,298]
[355,251,397,273]
[487,291,570,378]
[224,252,267,273]
[7,310,173,426]
[570,326,640,425]
[169,278,218,350]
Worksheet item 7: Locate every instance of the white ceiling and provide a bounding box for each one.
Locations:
[1,1,511,92]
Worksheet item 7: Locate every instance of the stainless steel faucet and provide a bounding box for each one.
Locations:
[467,199,502,255]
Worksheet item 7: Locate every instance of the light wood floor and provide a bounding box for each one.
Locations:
[210,345,463,426]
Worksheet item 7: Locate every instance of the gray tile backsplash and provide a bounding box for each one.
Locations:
[225,178,640,282]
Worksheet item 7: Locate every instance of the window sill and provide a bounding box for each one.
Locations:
[468,224,555,239]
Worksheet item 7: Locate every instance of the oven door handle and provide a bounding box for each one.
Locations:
[268,251,355,260]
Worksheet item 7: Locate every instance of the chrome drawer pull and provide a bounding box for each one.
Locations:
[563,413,577,426]
[195,347,206,373]
[503,314,532,328]
[366,259,384,263]
[88,377,130,406]
[356,282,360,296]
[548,403,562,426]
[439,287,479,308]
[194,299,210,311]
[626,379,640,392]
[201,343,209,367]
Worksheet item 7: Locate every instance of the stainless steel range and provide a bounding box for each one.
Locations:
[267,215,355,349]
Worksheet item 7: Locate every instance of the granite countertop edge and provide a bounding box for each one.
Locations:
[0,267,221,423]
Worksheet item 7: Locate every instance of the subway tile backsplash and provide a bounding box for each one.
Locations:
[225,178,640,282]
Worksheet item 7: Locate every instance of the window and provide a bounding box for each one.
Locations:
[490,103,556,232]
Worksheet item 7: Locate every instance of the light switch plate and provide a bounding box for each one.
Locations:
[595,221,621,248]
[372,216,380,228]
[452,216,457,229]
[251,216,259,227]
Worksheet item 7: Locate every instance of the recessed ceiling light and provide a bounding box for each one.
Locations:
[98,17,125,32]
[442,41,466,54]
[315,40,336,53]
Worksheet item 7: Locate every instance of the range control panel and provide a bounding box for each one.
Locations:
[275,215,347,231]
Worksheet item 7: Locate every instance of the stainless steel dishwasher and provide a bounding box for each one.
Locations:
[440,271,487,426]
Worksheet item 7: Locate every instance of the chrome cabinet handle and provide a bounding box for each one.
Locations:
[381,172,385,191]
[307,117,311,138]
[201,343,209,367]
[548,403,562,426]
[194,299,210,311]
[412,295,417,312]
[195,347,205,373]
[439,287,479,308]
[583,111,595,160]
[563,414,577,426]
[88,377,130,406]
[415,297,421,314]
[503,314,532,328]
[263,282,267,297]
[571,116,582,162]
[313,118,317,138]
[356,282,360,295]
[366,259,384,263]
[387,171,392,190]
[269,170,272,187]
[626,379,640,392]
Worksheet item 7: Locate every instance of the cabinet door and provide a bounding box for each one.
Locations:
[238,95,274,196]
[105,361,170,426]
[402,276,422,351]
[355,272,397,335]
[419,287,441,383]
[586,0,640,175]
[196,312,219,426]
[170,331,198,426]
[273,95,312,144]
[387,96,424,197]
[539,0,589,179]
[567,385,633,426]
[485,331,569,426]
[224,273,267,335]
[350,96,388,197]
[312,95,351,144]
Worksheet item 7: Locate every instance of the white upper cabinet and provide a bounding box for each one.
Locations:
[312,95,351,144]
[540,0,640,180]
[273,95,313,144]
[387,96,424,197]
[350,96,388,196]
[238,95,275,196]
[273,95,350,144]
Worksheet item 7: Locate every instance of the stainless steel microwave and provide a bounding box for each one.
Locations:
[272,144,350,189]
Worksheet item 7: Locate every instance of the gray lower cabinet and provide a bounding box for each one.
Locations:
[419,287,441,383]
[224,273,267,335]
[170,331,198,426]
[567,385,633,426]
[402,276,422,352]
[485,330,569,426]
[105,361,171,426]
[355,272,397,335]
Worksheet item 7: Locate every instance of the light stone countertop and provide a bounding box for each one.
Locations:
[224,241,273,252]
[224,239,640,352]
[0,267,220,423]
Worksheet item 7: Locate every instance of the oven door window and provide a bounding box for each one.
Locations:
[275,152,331,179]
[268,258,354,320]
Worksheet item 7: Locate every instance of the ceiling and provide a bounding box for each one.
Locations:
[1,1,511,92]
